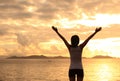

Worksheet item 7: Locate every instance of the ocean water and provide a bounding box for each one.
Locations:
[0,58,120,81]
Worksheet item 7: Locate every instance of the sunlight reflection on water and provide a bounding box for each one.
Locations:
[96,64,113,81]
[83,59,120,81]
[0,59,120,81]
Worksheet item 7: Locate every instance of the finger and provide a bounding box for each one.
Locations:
[99,27,102,30]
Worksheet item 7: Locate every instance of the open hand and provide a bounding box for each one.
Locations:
[52,26,58,32]
[95,27,102,32]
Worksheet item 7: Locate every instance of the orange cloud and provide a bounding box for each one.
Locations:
[0,0,120,57]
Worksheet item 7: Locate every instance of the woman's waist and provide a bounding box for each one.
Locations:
[70,62,82,66]
[69,62,83,69]
[70,60,82,64]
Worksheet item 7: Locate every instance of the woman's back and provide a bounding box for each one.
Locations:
[69,46,83,69]
[52,26,102,81]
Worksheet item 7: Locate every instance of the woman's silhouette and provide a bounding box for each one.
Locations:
[52,26,102,81]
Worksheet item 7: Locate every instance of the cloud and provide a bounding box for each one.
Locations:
[0,0,120,57]
[0,0,34,19]
[99,24,120,38]
[0,0,16,3]
[0,26,9,35]
[78,0,120,15]
[0,0,120,21]
[16,33,31,46]
[0,0,77,20]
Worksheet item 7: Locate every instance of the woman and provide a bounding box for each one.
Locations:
[52,26,102,81]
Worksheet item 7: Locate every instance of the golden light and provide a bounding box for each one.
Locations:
[89,39,113,51]
[40,0,47,3]
[56,14,120,29]
[76,14,120,27]
[0,48,7,55]
[38,39,59,51]
[3,19,22,26]
[48,39,60,44]
[87,38,120,58]
[96,64,112,81]
[27,6,37,13]
[57,18,77,28]
[94,14,120,25]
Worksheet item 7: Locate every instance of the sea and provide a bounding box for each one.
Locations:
[0,58,120,81]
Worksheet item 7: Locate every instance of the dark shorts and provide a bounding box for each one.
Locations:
[69,69,84,77]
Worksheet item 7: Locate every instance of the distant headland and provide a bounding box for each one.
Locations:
[7,55,69,59]
[92,55,114,59]
[6,55,116,59]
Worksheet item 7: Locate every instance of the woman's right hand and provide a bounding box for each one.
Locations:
[95,27,102,33]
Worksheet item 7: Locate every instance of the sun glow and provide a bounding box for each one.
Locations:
[57,14,120,28]
[57,18,78,28]
[76,14,120,27]
[96,64,113,81]
[27,6,37,12]
[87,38,120,58]
[48,39,60,44]
[94,14,120,25]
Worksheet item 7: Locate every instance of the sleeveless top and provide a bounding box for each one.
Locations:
[68,46,83,69]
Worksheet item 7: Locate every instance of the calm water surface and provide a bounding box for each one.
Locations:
[0,58,120,81]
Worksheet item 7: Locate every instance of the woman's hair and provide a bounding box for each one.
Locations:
[71,35,79,47]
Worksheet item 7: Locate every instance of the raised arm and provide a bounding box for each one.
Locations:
[52,26,70,48]
[80,27,102,48]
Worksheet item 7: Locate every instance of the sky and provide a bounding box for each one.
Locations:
[0,0,120,58]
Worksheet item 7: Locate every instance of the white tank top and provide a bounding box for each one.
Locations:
[69,46,83,69]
